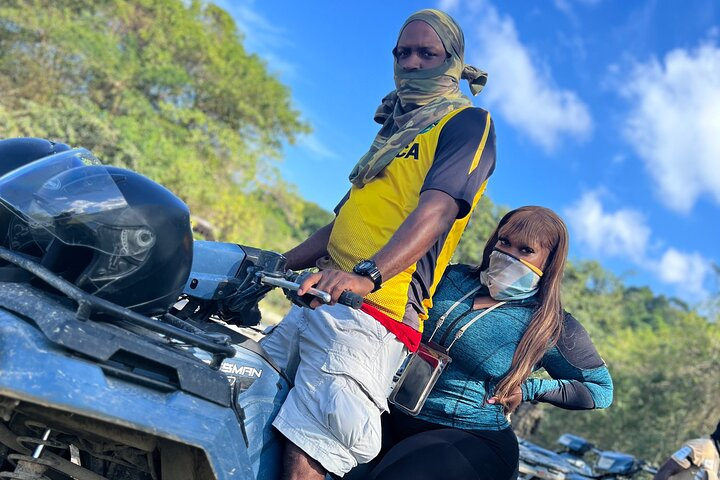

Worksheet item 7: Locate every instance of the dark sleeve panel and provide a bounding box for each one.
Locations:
[554,312,605,370]
[536,380,596,409]
[522,313,613,409]
[420,108,496,219]
[333,189,351,215]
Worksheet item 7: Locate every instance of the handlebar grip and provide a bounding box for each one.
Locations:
[338,291,364,309]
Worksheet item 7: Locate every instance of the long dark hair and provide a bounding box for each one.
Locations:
[480,206,569,404]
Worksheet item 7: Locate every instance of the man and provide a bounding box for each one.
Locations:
[654,422,720,480]
[260,9,496,479]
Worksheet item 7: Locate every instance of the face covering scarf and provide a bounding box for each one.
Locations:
[480,249,543,301]
[348,9,488,187]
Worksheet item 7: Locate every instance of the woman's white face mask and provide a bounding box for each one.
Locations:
[480,249,543,301]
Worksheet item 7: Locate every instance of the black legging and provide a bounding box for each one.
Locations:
[349,410,519,480]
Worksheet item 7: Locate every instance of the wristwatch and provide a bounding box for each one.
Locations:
[353,259,383,292]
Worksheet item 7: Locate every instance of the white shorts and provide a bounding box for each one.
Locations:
[260,303,407,476]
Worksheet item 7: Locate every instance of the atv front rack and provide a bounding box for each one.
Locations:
[0,247,235,359]
[0,247,235,406]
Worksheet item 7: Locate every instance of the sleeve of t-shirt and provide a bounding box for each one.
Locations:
[333,189,351,215]
[420,108,496,219]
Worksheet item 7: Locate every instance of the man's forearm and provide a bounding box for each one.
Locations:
[283,222,333,270]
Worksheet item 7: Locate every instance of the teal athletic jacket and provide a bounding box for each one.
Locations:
[415,264,613,431]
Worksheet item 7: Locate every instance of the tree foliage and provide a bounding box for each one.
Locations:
[0,0,313,248]
[534,310,720,465]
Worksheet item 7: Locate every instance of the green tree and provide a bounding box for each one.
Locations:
[561,260,626,341]
[0,0,313,248]
[299,201,334,239]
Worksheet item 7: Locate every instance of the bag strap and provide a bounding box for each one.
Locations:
[426,284,483,343]
[446,300,507,351]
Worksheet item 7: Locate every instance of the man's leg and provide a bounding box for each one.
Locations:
[259,306,320,478]
[282,442,326,480]
[258,305,304,380]
[260,305,328,479]
[271,303,407,478]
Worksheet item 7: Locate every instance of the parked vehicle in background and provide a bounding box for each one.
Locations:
[519,433,658,480]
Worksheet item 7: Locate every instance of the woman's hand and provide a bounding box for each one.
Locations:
[487,386,523,415]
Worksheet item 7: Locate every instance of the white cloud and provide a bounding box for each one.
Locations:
[254,52,297,80]
[566,191,711,296]
[553,0,602,26]
[553,0,574,15]
[656,249,711,294]
[297,133,337,161]
[611,153,627,164]
[620,40,720,213]
[210,0,296,79]
[437,0,460,11]
[450,1,592,151]
[211,1,285,50]
[565,192,650,258]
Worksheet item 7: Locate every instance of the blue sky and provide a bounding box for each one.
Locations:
[213,0,719,306]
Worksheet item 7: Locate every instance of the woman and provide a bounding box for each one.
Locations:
[364,206,613,480]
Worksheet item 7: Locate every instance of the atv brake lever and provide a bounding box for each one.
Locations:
[257,274,331,304]
[256,272,363,309]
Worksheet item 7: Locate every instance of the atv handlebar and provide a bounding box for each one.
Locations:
[257,273,364,309]
[181,243,366,327]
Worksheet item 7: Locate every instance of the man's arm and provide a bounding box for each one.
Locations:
[374,189,459,280]
[283,221,334,271]
[298,189,459,305]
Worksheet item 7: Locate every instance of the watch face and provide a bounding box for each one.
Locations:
[356,260,373,273]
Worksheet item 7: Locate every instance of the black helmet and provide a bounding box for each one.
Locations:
[0,137,71,175]
[0,149,193,315]
[0,138,71,255]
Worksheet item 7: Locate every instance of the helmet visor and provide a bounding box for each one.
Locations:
[0,149,153,256]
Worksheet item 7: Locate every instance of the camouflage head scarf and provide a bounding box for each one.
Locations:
[348,9,488,187]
